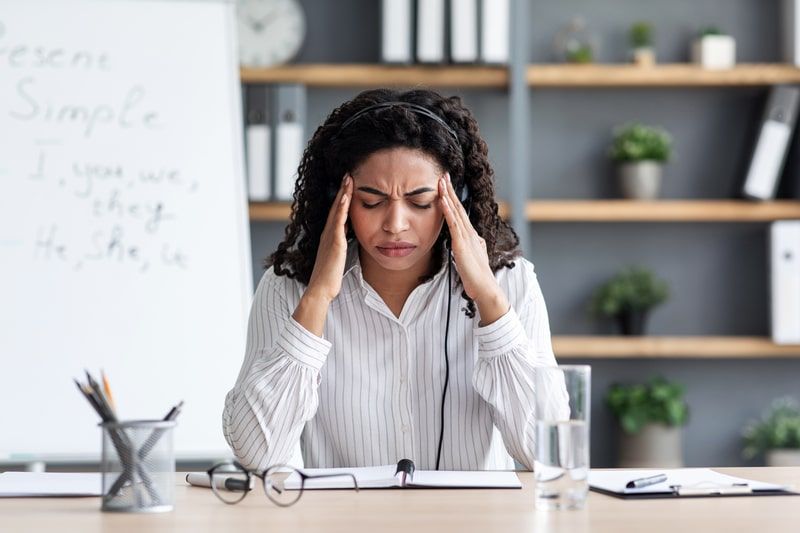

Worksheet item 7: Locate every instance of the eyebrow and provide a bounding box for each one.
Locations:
[356,186,436,198]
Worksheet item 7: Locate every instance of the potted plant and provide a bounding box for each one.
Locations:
[629,21,655,67]
[742,397,800,466]
[606,377,689,468]
[589,266,669,335]
[609,123,673,200]
[691,26,736,70]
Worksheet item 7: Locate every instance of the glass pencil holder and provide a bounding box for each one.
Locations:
[99,419,177,513]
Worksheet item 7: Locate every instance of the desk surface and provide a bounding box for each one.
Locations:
[2,468,799,533]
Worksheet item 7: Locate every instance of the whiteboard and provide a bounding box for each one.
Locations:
[0,0,252,460]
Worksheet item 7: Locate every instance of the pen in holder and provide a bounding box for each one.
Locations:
[100,419,177,513]
[73,370,182,513]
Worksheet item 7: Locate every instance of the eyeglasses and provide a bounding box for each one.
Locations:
[206,461,359,507]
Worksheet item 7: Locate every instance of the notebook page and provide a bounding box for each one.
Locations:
[408,470,522,488]
[284,465,400,490]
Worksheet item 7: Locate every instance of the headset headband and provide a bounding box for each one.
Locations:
[338,101,461,147]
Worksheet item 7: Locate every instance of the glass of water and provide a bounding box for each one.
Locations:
[533,364,591,510]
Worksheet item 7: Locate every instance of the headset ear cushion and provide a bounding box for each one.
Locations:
[455,182,466,204]
[328,181,339,203]
[458,183,472,217]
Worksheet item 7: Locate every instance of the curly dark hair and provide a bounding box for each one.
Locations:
[266,88,521,317]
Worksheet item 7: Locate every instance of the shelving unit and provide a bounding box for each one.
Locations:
[241,2,800,359]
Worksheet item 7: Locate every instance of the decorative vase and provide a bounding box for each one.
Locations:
[618,423,684,468]
[553,17,597,64]
[618,161,663,200]
[617,309,649,336]
[691,35,736,70]
[765,449,800,466]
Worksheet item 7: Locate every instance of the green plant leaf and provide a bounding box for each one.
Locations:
[609,123,673,163]
[740,397,800,458]
[589,267,669,318]
[605,376,689,434]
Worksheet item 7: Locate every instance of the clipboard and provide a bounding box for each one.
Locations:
[588,468,798,500]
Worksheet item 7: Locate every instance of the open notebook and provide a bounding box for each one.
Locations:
[284,459,522,490]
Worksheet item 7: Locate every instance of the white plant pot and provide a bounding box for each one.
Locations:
[691,35,736,70]
[765,449,800,466]
[617,161,663,200]
[618,423,684,468]
[631,47,656,67]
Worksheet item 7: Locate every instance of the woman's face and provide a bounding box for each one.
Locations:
[348,147,445,274]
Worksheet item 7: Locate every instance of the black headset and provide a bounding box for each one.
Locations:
[334,101,469,470]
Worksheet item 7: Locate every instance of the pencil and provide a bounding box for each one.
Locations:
[85,370,116,421]
[74,379,108,422]
[101,369,117,413]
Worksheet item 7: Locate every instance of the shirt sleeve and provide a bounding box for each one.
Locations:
[222,271,332,471]
[471,260,569,470]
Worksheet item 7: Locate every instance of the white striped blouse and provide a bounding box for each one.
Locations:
[222,240,564,472]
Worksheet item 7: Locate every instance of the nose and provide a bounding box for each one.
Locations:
[382,200,410,234]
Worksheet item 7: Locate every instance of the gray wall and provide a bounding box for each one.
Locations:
[247,0,800,468]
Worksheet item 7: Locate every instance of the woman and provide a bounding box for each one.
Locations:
[223,88,564,472]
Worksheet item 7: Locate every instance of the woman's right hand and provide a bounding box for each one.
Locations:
[305,174,353,303]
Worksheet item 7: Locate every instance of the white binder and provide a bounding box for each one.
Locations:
[783,0,800,66]
[244,86,271,201]
[381,0,413,63]
[417,0,445,63]
[273,84,306,201]
[743,86,800,201]
[451,0,478,63]
[480,0,509,64]
[770,221,800,345]
[246,123,270,201]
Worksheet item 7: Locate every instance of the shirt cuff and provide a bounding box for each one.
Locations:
[474,306,526,359]
[275,315,332,371]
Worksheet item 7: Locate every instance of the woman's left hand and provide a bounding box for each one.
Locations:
[438,172,508,318]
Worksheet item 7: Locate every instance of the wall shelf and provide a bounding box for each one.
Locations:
[526,200,800,222]
[240,64,508,87]
[249,200,800,223]
[240,63,800,88]
[553,336,800,359]
[249,200,511,221]
[249,202,293,221]
[528,63,800,87]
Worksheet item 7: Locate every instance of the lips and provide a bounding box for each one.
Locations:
[376,241,416,258]
[377,241,416,249]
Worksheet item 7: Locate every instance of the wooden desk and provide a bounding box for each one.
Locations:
[2,468,799,532]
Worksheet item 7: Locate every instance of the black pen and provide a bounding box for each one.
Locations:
[163,400,185,421]
[395,458,415,486]
[626,473,667,489]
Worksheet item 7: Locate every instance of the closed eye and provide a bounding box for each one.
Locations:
[361,201,432,210]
